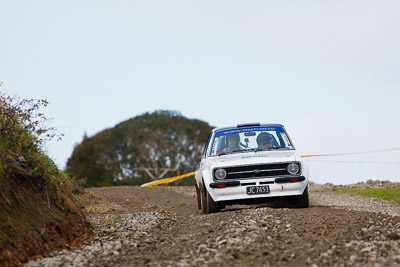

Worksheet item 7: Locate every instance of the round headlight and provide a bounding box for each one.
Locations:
[214,168,227,180]
[287,163,300,174]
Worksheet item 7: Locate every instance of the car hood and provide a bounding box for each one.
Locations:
[208,150,300,168]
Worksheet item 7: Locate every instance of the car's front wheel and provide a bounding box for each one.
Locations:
[195,184,201,210]
[295,186,309,208]
[200,183,220,214]
[206,190,220,214]
[200,184,208,214]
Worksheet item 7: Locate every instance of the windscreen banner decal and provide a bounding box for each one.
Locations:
[215,127,284,137]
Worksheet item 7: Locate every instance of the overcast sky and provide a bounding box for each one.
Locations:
[1,0,399,184]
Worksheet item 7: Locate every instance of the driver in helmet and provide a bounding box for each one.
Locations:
[224,133,241,152]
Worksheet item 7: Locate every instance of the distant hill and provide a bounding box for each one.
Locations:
[66,110,213,187]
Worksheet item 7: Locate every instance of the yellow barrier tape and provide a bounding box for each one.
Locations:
[141,171,196,187]
[301,147,400,158]
[141,147,400,187]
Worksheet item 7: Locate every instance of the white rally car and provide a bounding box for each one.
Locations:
[195,123,309,214]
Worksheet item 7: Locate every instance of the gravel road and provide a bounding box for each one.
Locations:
[25,184,400,267]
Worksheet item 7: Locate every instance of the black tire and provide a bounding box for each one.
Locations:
[295,186,309,208]
[201,185,208,214]
[206,190,220,214]
[195,184,201,210]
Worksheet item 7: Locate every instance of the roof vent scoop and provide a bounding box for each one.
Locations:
[237,122,260,128]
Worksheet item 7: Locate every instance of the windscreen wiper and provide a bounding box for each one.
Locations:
[218,149,243,156]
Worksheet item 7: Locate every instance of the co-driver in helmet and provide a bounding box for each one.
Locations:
[256,132,274,150]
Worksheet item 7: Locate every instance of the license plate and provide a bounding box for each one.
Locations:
[246,185,270,195]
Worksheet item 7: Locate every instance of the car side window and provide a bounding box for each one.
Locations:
[202,133,213,158]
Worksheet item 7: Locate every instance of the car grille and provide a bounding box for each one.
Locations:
[214,163,297,180]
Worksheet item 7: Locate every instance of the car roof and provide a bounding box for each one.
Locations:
[211,123,285,133]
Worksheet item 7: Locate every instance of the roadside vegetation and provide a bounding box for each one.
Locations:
[331,181,400,206]
[0,94,91,266]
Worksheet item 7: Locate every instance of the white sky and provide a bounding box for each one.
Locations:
[1,0,399,184]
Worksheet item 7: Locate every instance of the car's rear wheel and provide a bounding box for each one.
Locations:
[295,186,309,208]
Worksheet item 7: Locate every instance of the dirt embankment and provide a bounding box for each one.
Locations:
[26,184,400,267]
[0,173,91,267]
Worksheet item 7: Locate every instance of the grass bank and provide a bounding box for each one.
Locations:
[0,95,91,266]
[332,187,400,206]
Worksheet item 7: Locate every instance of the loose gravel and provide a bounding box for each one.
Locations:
[25,184,400,267]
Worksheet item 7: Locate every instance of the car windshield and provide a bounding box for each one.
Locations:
[209,126,294,157]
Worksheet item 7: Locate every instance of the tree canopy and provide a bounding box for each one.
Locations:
[66,110,213,187]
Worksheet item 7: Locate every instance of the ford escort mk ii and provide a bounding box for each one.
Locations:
[195,123,309,214]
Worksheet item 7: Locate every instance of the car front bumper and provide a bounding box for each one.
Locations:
[208,176,308,202]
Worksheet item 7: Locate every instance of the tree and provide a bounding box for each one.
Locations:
[66,110,213,186]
